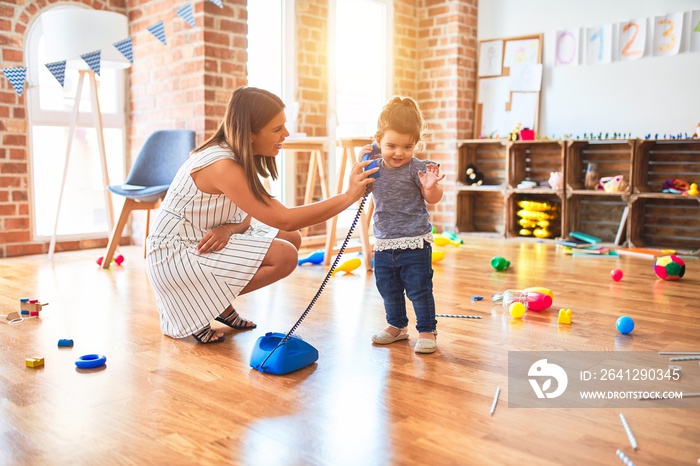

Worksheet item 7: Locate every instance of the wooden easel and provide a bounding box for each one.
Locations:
[324,137,374,271]
[282,137,331,238]
[48,69,114,260]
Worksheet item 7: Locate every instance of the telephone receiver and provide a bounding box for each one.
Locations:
[362,142,381,179]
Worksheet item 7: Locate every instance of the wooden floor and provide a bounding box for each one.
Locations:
[1,238,698,465]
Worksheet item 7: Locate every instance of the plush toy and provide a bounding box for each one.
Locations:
[465,163,484,186]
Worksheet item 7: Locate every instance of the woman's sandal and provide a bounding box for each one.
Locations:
[192,325,225,344]
[215,309,257,330]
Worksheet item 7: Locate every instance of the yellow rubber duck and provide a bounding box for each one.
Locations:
[687,183,699,196]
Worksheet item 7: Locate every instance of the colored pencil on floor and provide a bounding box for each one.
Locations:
[490,386,500,415]
[619,413,638,450]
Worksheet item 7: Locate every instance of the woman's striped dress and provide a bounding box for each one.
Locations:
[146,145,277,338]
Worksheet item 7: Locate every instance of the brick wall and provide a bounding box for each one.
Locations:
[293,0,328,235]
[415,0,477,231]
[127,0,247,243]
[0,0,478,257]
[0,0,127,258]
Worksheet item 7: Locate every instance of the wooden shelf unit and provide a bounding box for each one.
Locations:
[563,192,628,244]
[456,139,566,240]
[455,138,700,250]
[565,139,635,195]
[627,139,700,250]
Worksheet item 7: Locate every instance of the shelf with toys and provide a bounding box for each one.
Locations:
[626,138,700,249]
[565,139,635,196]
[455,136,699,249]
[455,139,509,237]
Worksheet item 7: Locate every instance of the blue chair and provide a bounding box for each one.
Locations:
[101,130,195,268]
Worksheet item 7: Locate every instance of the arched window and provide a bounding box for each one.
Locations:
[25,6,126,240]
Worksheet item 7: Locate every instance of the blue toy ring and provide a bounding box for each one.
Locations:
[75,354,107,369]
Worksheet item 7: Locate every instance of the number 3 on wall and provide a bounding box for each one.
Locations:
[656,18,677,54]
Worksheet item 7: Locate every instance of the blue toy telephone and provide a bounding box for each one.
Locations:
[362,143,381,179]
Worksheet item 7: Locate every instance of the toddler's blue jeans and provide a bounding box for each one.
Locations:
[374,242,437,333]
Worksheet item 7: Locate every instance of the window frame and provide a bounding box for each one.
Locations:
[25,5,128,241]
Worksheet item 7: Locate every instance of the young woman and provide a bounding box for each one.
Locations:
[146,87,377,343]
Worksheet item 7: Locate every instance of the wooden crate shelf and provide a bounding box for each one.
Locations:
[456,190,507,237]
[457,139,509,188]
[453,139,698,247]
[564,193,628,244]
[633,139,700,194]
[628,195,700,250]
[566,140,635,195]
[508,140,566,194]
[508,192,565,239]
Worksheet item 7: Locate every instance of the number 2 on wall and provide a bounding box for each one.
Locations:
[656,18,677,53]
[621,22,642,57]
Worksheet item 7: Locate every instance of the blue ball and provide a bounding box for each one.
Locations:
[616,316,635,334]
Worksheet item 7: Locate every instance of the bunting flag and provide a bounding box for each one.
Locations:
[176,3,196,28]
[208,0,223,8]
[1,67,27,96]
[45,60,67,87]
[147,21,167,46]
[113,37,134,63]
[80,50,102,76]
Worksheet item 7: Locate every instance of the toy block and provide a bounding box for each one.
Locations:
[58,339,74,348]
[25,357,44,368]
[19,298,47,314]
[558,308,572,324]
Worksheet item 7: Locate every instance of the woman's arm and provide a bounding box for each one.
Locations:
[192,158,377,232]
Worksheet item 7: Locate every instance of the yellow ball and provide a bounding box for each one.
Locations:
[509,302,526,318]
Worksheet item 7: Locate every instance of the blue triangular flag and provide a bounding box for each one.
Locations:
[45,60,67,87]
[80,50,101,76]
[2,67,27,96]
[113,37,134,63]
[176,3,196,28]
[147,21,167,46]
[208,0,223,8]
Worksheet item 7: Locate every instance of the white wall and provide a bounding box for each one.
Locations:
[478,0,700,138]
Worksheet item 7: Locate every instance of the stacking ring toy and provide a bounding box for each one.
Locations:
[75,354,107,369]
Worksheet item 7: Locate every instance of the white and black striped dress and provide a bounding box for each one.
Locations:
[146,145,278,338]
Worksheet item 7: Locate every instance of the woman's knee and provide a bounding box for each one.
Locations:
[276,229,302,250]
[270,239,299,276]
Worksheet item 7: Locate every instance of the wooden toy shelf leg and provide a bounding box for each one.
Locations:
[324,138,374,271]
[282,138,331,239]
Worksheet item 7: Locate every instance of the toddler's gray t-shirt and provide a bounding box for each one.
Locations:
[371,157,434,246]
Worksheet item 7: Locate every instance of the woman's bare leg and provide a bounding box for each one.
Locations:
[239,236,299,295]
[275,229,302,250]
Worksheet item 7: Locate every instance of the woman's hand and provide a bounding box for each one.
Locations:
[196,216,252,254]
[345,160,378,201]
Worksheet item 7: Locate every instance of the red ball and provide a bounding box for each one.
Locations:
[611,269,623,281]
[96,256,104,266]
[114,254,125,266]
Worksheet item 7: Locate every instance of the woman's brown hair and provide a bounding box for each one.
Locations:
[195,86,285,203]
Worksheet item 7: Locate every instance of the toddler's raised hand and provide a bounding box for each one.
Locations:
[418,163,445,190]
